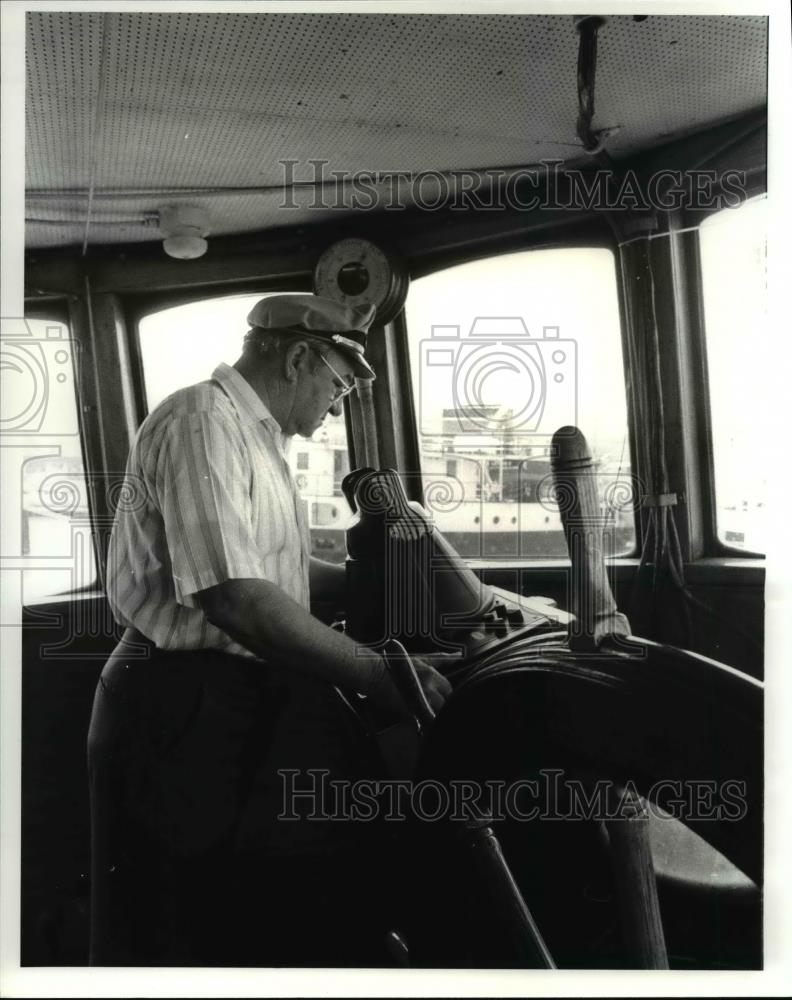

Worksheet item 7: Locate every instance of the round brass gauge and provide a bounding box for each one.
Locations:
[313,238,409,326]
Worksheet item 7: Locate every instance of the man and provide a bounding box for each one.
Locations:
[88,293,451,966]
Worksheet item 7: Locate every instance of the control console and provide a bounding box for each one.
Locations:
[341,467,572,668]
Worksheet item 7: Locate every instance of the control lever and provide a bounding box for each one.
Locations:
[382,638,435,731]
[359,640,432,780]
[551,425,631,650]
[382,642,555,966]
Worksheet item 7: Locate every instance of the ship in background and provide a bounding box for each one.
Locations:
[288,403,637,563]
[20,403,761,589]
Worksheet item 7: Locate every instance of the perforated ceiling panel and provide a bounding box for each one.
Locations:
[596,15,767,147]
[25,12,767,251]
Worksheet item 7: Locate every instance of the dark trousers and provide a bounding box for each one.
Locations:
[87,631,397,966]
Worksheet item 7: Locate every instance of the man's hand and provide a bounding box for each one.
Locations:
[411,657,453,715]
[197,578,453,718]
[366,652,453,719]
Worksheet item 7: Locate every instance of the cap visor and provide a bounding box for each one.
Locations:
[339,348,375,380]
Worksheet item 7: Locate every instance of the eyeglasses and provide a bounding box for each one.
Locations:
[315,350,356,401]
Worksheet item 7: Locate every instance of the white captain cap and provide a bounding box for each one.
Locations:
[246,293,376,379]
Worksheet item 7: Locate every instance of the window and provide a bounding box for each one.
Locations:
[0,317,96,603]
[137,293,352,562]
[332,449,348,493]
[699,196,766,554]
[404,248,634,561]
[139,293,275,412]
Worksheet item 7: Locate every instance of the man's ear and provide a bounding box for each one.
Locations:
[283,340,311,383]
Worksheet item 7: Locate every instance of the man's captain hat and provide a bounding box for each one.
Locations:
[246,293,376,379]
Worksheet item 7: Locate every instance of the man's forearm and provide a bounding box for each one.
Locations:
[308,556,346,604]
[197,577,390,701]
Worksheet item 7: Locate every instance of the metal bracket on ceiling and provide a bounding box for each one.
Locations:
[573,15,611,157]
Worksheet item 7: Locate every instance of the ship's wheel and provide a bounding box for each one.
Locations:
[376,424,762,969]
[395,633,762,969]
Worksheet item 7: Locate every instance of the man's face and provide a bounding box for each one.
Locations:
[289,345,356,437]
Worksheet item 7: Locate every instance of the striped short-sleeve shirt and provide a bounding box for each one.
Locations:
[106,363,311,655]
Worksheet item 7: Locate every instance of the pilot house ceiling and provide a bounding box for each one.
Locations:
[25,12,768,250]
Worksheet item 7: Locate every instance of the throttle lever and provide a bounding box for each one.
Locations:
[382,638,436,731]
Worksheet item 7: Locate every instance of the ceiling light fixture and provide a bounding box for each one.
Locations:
[159,204,209,259]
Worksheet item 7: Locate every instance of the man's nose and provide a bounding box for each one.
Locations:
[329,398,343,417]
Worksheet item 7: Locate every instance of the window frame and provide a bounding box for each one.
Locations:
[19,300,102,599]
[400,240,641,563]
[61,187,767,580]
[684,190,767,560]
